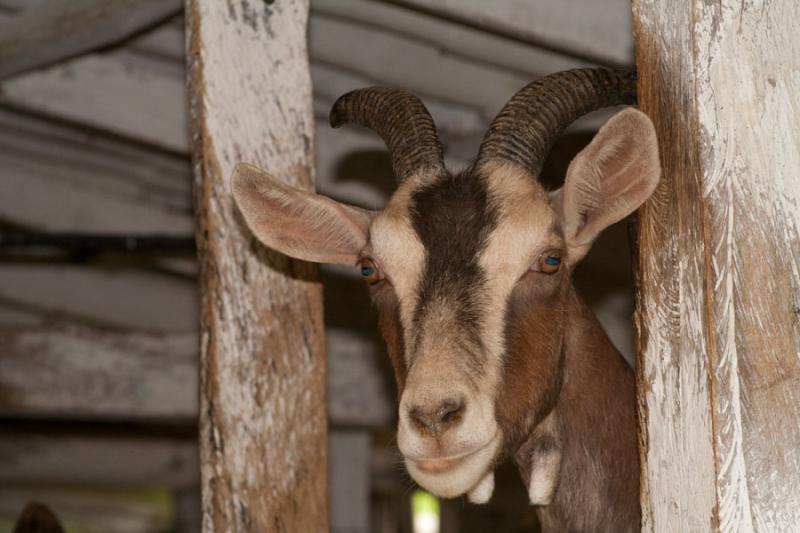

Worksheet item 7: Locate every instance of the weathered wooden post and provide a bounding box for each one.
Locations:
[186,1,328,531]
[632,1,800,530]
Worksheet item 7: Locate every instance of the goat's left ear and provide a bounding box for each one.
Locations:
[557,108,660,262]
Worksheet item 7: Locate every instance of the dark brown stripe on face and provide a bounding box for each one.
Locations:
[409,168,499,371]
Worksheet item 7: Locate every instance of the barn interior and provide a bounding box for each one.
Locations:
[0,1,636,532]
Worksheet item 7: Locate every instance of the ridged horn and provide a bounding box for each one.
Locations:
[476,68,636,176]
[330,87,445,183]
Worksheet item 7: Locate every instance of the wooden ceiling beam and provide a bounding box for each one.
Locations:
[0,0,181,80]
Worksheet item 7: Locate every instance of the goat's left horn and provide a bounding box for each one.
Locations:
[330,87,445,183]
[475,68,637,177]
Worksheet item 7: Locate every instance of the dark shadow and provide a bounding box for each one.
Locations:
[329,149,396,202]
[539,131,596,190]
[441,461,540,533]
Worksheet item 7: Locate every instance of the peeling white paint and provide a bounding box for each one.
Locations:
[187,0,327,531]
[634,0,800,531]
[695,1,800,530]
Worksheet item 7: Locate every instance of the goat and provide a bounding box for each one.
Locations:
[232,68,660,532]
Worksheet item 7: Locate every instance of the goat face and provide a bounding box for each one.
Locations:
[232,69,660,501]
[366,163,569,498]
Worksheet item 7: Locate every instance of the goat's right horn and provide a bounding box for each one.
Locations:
[476,68,637,178]
[330,87,445,183]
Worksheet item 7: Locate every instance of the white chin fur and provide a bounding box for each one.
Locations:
[467,471,495,504]
[405,434,501,499]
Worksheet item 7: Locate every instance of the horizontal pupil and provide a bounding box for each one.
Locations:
[545,256,560,266]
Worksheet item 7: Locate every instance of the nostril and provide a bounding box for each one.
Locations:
[409,398,465,435]
[437,399,465,427]
[409,406,435,432]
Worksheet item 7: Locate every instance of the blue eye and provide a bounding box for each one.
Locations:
[538,251,562,273]
[359,259,381,283]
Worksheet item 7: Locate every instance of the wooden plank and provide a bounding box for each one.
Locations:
[0,6,604,153]
[632,0,800,530]
[187,1,328,530]
[0,487,174,533]
[0,324,198,421]
[310,12,529,120]
[390,0,634,66]
[0,0,181,79]
[1,53,189,153]
[311,0,587,78]
[0,263,198,332]
[0,324,392,427]
[0,431,199,489]
[0,108,193,234]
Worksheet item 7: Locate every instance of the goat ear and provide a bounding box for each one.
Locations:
[558,108,660,262]
[232,163,375,265]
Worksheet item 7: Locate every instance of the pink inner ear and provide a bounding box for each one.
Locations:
[231,163,375,265]
[562,109,661,255]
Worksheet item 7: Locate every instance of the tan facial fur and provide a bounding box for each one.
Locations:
[369,162,569,500]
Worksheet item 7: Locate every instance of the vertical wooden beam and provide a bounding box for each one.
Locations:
[186,1,328,532]
[329,430,371,533]
[631,2,718,529]
[632,1,800,531]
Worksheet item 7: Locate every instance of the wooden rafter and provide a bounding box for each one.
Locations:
[0,0,182,80]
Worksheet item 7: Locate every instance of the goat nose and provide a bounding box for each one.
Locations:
[409,399,465,435]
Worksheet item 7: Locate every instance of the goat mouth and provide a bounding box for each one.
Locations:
[414,457,465,474]
[409,432,499,475]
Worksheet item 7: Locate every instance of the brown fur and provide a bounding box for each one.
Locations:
[497,267,568,454]
[515,288,640,532]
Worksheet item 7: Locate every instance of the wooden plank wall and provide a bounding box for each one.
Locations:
[633,0,800,530]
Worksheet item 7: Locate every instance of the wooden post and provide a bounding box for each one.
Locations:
[186,1,328,532]
[632,1,800,531]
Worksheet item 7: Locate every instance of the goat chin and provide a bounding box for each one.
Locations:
[405,433,502,499]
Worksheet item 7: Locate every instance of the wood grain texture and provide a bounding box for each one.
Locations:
[0,324,197,421]
[186,0,328,531]
[0,432,198,489]
[0,107,193,234]
[633,1,800,531]
[0,323,392,427]
[389,0,634,65]
[0,0,181,79]
[1,51,189,153]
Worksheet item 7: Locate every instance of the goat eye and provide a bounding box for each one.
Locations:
[537,251,562,274]
[358,259,382,285]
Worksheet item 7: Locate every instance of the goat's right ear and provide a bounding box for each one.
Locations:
[232,163,375,265]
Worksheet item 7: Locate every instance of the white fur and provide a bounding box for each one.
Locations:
[468,471,495,504]
[403,431,502,498]
[528,450,561,506]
